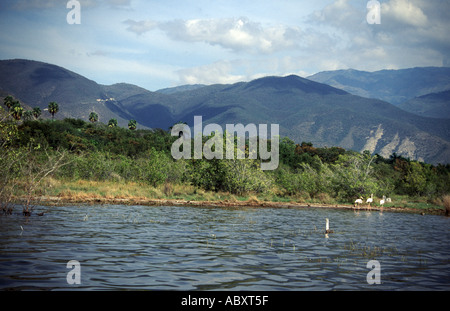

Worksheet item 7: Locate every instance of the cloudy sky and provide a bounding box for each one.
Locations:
[0,0,449,91]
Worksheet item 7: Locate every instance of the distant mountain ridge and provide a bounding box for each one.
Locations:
[308,67,450,106]
[1,59,450,164]
[397,90,450,119]
[0,59,123,126]
[157,84,206,94]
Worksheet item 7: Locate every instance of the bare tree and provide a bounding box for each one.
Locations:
[1,106,72,216]
[19,146,70,216]
[0,107,20,215]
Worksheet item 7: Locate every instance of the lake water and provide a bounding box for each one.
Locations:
[0,204,449,290]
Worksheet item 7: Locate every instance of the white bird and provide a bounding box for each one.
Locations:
[354,197,363,207]
[366,194,373,207]
[380,195,386,207]
[325,218,333,234]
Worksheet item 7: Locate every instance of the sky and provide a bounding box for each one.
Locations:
[0,0,449,91]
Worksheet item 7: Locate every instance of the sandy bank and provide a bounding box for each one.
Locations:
[24,195,446,216]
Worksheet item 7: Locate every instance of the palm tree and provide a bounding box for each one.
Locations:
[11,100,21,109]
[3,95,14,110]
[32,107,41,119]
[89,112,98,123]
[108,118,117,128]
[11,105,24,121]
[48,102,59,120]
[128,119,137,130]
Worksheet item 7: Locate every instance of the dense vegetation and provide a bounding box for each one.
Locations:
[1,97,449,215]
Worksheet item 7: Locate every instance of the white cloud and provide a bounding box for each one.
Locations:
[176,61,246,85]
[125,17,304,54]
[123,19,157,35]
[175,56,315,87]
[305,0,450,71]
[381,0,428,27]
[309,0,363,30]
[2,0,449,90]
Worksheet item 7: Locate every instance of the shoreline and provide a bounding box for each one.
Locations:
[19,195,447,216]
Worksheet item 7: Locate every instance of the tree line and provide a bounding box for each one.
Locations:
[3,95,138,129]
[1,95,450,215]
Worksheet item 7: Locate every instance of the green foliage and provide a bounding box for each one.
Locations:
[48,102,59,119]
[89,112,98,123]
[276,160,333,198]
[402,162,428,196]
[3,95,15,110]
[108,118,118,128]
[184,157,272,195]
[58,151,114,180]
[1,116,449,203]
[0,107,20,206]
[23,110,34,121]
[330,152,380,200]
[32,107,41,119]
[221,159,272,195]
[186,159,223,191]
[128,119,137,130]
[275,165,300,196]
[279,137,298,168]
[137,148,172,186]
[11,105,23,121]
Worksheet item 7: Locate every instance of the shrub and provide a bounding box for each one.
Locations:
[221,159,273,195]
[331,152,380,201]
[276,167,301,196]
[185,159,224,191]
[137,148,172,187]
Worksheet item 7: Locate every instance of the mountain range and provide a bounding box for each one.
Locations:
[1,59,449,164]
[308,67,450,108]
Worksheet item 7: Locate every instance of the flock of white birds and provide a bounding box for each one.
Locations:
[354,194,391,208]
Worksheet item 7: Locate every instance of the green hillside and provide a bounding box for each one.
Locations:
[308,67,450,106]
[398,90,450,119]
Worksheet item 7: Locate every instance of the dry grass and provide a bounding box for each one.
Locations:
[226,194,238,202]
[163,182,173,197]
[295,191,311,203]
[171,183,196,196]
[13,177,449,215]
[247,195,260,204]
[35,178,165,200]
[443,195,450,216]
[314,193,336,205]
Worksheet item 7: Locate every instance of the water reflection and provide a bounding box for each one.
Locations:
[0,205,449,290]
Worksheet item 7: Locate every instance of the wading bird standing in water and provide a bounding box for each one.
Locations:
[354,197,363,208]
[366,194,374,208]
[325,218,334,234]
[380,195,386,207]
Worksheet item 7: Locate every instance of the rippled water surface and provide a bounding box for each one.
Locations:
[1,205,449,290]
